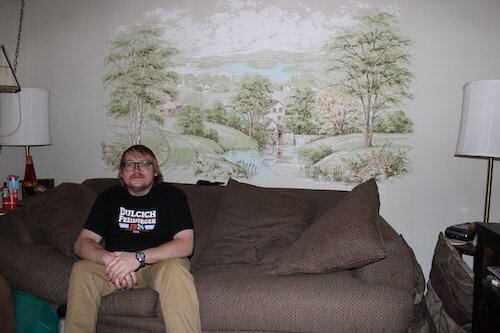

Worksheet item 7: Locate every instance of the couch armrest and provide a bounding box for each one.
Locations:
[355,236,417,292]
[0,238,74,305]
[355,234,428,332]
[0,273,15,333]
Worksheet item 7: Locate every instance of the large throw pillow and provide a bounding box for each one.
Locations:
[275,178,387,274]
[197,179,316,265]
[425,232,473,331]
[24,183,97,258]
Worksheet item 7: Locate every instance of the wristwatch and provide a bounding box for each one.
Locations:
[135,251,146,268]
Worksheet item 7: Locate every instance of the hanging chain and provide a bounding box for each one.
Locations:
[0,0,25,151]
[13,0,25,73]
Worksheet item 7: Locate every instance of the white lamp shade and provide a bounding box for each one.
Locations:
[456,80,500,158]
[0,88,51,146]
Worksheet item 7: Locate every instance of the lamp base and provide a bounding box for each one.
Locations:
[22,154,38,199]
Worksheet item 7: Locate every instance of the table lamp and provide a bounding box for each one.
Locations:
[456,80,500,223]
[0,88,51,197]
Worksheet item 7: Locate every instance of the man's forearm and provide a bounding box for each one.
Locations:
[144,238,193,265]
[74,238,113,264]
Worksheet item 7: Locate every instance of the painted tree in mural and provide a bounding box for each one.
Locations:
[326,9,413,147]
[103,20,179,145]
[316,88,358,135]
[177,105,205,136]
[285,87,319,135]
[231,73,273,140]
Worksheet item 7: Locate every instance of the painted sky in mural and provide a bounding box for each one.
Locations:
[102,1,414,188]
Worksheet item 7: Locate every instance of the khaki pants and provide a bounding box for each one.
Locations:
[64,258,201,333]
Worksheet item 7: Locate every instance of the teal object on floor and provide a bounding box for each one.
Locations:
[13,289,58,333]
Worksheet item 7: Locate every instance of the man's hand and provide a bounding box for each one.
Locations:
[73,230,141,290]
[115,272,138,290]
[105,252,140,289]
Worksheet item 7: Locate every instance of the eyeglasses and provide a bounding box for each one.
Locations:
[122,160,153,171]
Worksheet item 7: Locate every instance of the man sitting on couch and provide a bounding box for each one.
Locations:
[64,145,201,333]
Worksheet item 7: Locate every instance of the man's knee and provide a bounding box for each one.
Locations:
[158,257,189,271]
[72,259,97,271]
[150,258,192,284]
[70,260,105,282]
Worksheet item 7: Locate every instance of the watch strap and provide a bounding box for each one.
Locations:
[135,251,146,268]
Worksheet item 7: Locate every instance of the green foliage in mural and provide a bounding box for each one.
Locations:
[374,110,414,134]
[177,105,205,136]
[177,105,221,143]
[231,73,273,140]
[296,132,411,184]
[205,102,227,125]
[206,101,246,133]
[327,9,414,147]
[103,19,180,145]
[298,144,334,165]
[285,87,320,135]
[341,145,411,182]
[183,73,233,94]
[251,124,268,150]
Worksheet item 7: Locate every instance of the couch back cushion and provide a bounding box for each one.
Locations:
[172,183,225,266]
[23,183,97,258]
[197,179,317,265]
[275,178,387,274]
[81,178,120,194]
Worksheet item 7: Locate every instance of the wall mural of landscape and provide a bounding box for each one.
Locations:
[101,1,414,187]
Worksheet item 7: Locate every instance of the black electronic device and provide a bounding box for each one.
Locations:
[445,222,475,241]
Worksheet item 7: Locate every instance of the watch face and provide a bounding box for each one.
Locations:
[136,251,145,265]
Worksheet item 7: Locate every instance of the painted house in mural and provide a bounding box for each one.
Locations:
[260,100,294,147]
[160,101,181,116]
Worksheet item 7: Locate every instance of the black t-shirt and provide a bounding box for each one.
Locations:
[84,183,193,252]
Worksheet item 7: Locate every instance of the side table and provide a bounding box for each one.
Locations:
[454,242,476,257]
[472,222,500,333]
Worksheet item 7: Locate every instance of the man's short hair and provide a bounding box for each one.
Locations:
[119,145,164,184]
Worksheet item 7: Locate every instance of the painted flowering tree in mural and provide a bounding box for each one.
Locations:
[316,88,358,135]
[326,9,414,148]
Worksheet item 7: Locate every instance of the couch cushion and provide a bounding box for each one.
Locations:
[197,179,316,265]
[23,183,97,258]
[193,264,413,333]
[99,288,159,317]
[356,237,414,291]
[275,178,386,274]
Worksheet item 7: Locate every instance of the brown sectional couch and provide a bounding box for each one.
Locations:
[0,178,426,332]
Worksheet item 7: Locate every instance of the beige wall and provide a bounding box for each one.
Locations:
[1,0,500,280]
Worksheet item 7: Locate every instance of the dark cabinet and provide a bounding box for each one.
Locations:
[472,223,500,333]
